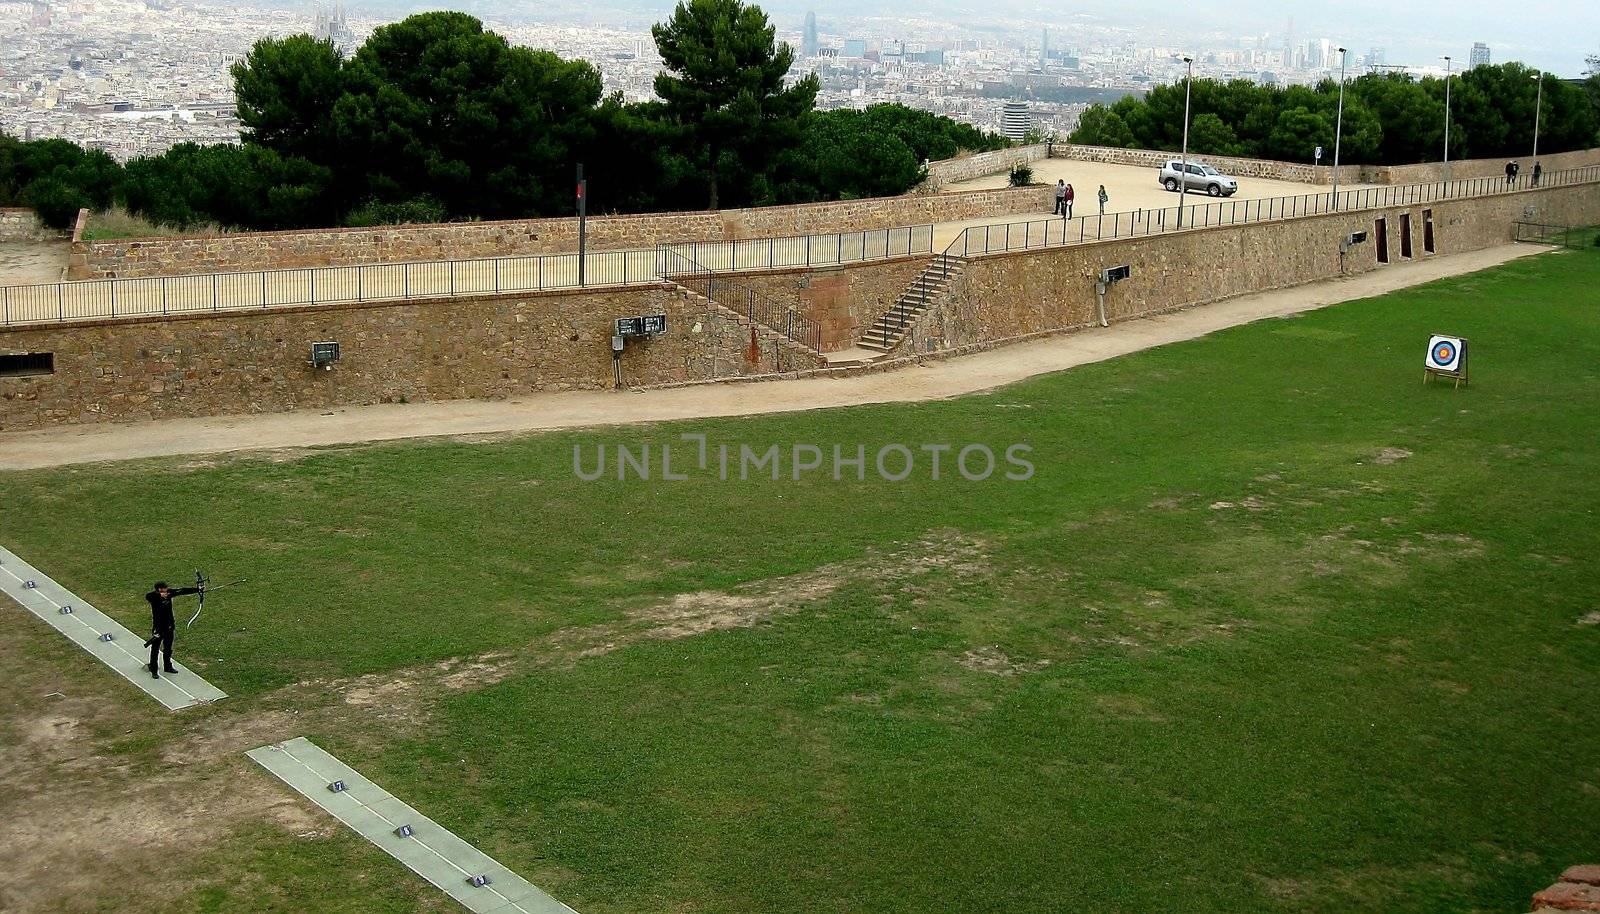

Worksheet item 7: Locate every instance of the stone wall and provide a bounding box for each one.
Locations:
[0,208,64,242]
[1373,147,1600,185]
[897,181,1600,355]
[73,186,1054,280]
[0,282,825,429]
[927,178,1600,346]
[718,256,929,351]
[10,180,1596,432]
[1052,143,1600,188]
[922,145,1050,190]
[1048,144,1365,185]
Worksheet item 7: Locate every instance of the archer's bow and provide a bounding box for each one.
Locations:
[186,569,208,629]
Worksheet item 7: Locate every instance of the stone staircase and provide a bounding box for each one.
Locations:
[857,255,966,353]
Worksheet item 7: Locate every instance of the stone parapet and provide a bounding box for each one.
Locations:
[74,186,1053,280]
[0,208,66,242]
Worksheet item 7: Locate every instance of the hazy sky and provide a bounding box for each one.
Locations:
[336,0,1599,75]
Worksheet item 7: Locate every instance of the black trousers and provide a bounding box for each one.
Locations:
[149,626,175,670]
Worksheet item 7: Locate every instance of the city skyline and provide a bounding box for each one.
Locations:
[1,0,1593,163]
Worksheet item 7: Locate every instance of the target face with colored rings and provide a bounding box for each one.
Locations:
[1426,334,1464,371]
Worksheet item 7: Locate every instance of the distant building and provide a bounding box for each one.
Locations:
[1040,27,1048,71]
[313,0,355,51]
[841,38,867,58]
[802,12,819,58]
[1470,42,1490,68]
[1366,47,1385,67]
[1001,101,1031,142]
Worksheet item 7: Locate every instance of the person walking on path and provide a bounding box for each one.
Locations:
[1505,160,1519,185]
[1064,183,1075,219]
[1098,184,1109,215]
[144,580,201,679]
[1532,162,1542,187]
[1053,180,1067,216]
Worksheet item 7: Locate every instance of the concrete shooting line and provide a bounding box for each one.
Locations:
[247,737,578,914]
[0,543,227,711]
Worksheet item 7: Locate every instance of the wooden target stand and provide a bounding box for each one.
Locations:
[1424,334,1469,389]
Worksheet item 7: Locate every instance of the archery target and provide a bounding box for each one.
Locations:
[1426,335,1463,372]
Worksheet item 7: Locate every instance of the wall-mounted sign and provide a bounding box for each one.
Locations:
[616,315,667,337]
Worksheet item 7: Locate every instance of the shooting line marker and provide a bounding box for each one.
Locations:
[247,737,578,914]
[0,543,226,711]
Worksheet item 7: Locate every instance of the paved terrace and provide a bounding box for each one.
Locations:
[1,168,1593,328]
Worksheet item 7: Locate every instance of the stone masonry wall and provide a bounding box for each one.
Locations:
[1048,144,1365,185]
[922,145,1050,190]
[898,181,1600,355]
[1051,143,1600,188]
[73,186,1055,280]
[1373,147,1600,185]
[719,256,928,351]
[0,282,825,430]
[8,181,1595,432]
[0,208,65,242]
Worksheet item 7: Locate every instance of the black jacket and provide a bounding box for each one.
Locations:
[146,587,199,631]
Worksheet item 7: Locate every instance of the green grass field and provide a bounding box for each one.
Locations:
[4,245,1600,914]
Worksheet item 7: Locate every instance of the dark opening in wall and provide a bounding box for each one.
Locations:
[0,352,55,378]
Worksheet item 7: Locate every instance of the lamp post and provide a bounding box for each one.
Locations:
[1531,71,1544,160]
[1331,47,1347,210]
[1178,54,1193,228]
[1441,56,1453,181]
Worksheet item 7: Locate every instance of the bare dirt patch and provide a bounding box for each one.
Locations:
[1578,612,1600,627]
[958,645,1051,676]
[596,528,991,653]
[1092,693,1170,722]
[1373,447,1413,465]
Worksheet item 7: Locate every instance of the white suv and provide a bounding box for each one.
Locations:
[1159,160,1238,197]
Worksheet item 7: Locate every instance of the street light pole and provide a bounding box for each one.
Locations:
[1441,56,1453,181]
[1178,55,1193,228]
[1532,72,1544,160]
[1332,47,1347,210]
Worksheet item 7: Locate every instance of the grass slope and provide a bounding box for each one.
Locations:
[3,246,1599,914]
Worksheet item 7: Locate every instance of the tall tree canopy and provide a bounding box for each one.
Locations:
[231,34,345,162]
[328,11,603,218]
[6,6,1011,232]
[1071,64,1599,166]
[652,0,818,209]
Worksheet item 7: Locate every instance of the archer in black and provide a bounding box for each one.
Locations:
[144,581,199,679]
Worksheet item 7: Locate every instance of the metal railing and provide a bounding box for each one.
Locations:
[658,224,932,273]
[945,164,1600,257]
[1513,221,1599,248]
[0,224,934,327]
[659,248,823,352]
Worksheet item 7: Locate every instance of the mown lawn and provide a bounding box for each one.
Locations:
[3,245,1599,914]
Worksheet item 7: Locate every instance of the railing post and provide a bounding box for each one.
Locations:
[212,273,219,311]
[310,267,316,304]
[161,277,168,315]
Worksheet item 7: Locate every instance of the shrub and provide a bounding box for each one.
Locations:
[342,196,448,227]
[1009,165,1034,187]
[21,176,89,229]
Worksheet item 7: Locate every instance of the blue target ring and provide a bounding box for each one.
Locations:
[1431,341,1456,366]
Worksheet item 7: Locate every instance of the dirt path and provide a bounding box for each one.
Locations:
[0,244,1543,471]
